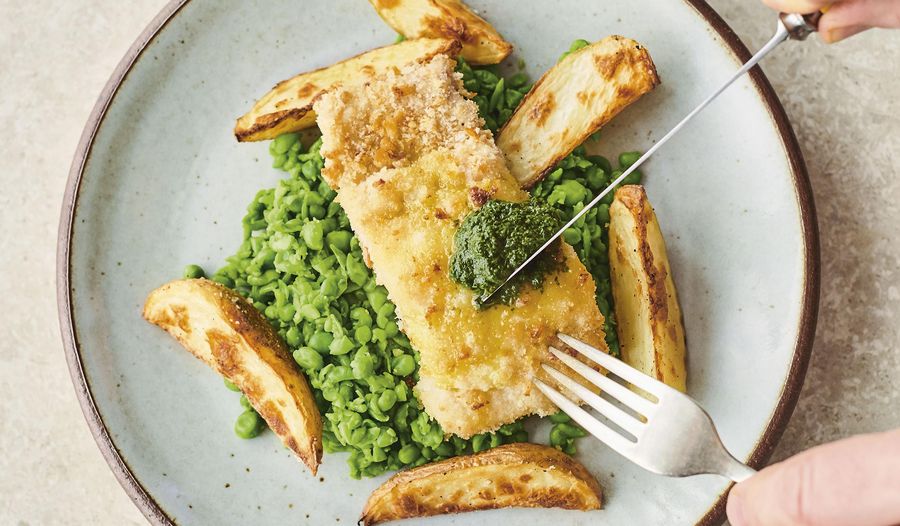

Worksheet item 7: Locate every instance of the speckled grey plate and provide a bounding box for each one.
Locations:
[58,1,819,524]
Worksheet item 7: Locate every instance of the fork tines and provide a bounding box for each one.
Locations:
[534,332,662,457]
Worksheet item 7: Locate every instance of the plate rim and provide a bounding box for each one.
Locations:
[56,1,820,524]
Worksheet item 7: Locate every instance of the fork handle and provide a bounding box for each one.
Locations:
[723,454,757,483]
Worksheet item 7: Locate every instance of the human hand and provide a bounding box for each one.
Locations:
[726,428,900,526]
[762,0,900,42]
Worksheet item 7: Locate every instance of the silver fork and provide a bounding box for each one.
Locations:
[529,12,826,480]
[533,333,756,482]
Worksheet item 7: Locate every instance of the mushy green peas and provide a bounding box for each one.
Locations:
[557,39,591,62]
[548,411,587,455]
[183,264,206,279]
[456,57,531,132]
[234,409,263,439]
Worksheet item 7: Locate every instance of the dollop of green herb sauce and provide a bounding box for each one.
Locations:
[449,199,564,308]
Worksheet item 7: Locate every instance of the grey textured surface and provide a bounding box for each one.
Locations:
[707,0,900,451]
[0,1,897,525]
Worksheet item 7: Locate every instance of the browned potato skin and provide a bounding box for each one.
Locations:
[609,186,687,392]
[234,38,461,141]
[360,443,602,525]
[143,279,323,474]
[369,0,512,65]
[497,36,659,188]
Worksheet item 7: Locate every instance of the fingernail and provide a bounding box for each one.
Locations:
[823,25,866,43]
[726,492,747,526]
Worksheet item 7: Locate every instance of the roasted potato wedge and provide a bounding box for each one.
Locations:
[369,0,512,65]
[609,186,687,392]
[143,279,323,473]
[497,36,659,188]
[360,443,601,525]
[234,37,461,141]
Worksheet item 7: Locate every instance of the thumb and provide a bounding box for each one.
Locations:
[726,429,900,526]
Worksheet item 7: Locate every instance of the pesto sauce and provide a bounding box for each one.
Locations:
[449,199,564,308]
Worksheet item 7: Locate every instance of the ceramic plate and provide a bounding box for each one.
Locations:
[58,0,819,524]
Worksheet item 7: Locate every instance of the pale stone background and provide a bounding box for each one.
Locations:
[0,0,897,524]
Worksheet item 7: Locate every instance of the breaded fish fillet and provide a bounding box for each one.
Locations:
[314,55,608,438]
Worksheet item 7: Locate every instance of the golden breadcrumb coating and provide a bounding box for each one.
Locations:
[314,55,607,438]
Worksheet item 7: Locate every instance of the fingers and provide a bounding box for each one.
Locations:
[761,0,831,13]
[763,0,900,43]
[819,0,900,42]
[727,429,900,526]
[820,23,869,43]
[828,0,900,28]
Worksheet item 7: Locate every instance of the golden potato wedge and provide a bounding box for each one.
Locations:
[369,0,512,65]
[497,36,660,188]
[234,37,461,141]
[609,186,687,392]
[360,443,601,525]
[143,279,323,473]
